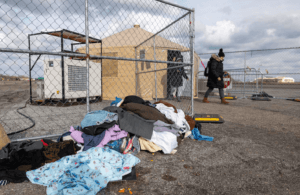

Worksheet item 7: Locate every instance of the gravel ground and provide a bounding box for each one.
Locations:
[0,81,300,194]
[1,94,300,195]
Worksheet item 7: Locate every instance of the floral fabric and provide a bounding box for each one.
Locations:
[26,147,140,195]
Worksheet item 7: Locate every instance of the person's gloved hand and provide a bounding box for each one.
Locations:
[218,77,221,81]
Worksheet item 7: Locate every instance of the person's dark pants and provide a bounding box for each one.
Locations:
[204,87,225,99]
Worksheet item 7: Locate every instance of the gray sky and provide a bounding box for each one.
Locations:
[173,0,300,77]
[0,0,299,78]
[178,0,300,52]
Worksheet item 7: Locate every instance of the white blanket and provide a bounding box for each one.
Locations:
[155,103,190,132]
[149,131,178,154]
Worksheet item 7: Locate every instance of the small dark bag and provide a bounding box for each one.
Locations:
[204,60,211,77]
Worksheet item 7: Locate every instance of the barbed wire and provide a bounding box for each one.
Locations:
[197,46,300,55]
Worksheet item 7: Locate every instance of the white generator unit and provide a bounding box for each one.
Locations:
[44,59,101,100]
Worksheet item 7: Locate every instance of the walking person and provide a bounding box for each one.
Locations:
[203,48,229,104]
[167,55,189,102]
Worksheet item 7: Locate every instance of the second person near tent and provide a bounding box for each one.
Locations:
[167,55,189,102]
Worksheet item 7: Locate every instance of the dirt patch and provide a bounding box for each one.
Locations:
[183,164,193,169]
[162,174,177,181]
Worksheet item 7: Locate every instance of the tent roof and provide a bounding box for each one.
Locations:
[35,29,102,44]
[88,25,189,50]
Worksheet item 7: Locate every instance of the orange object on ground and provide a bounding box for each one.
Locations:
[118,188,125,193]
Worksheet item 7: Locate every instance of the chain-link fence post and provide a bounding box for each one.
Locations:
[190,9,195,116]
[153,36,157,101]
[256,69,259,94]
[28,35,32,104]
[189,9,195,116]
[135,48,138,96]
[85,0,90,113]
[261,74,264,92]
[243,52,246,98]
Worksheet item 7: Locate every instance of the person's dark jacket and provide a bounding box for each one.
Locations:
[120,95,151,107]
[169,62,189,87]
[207,54,224,88]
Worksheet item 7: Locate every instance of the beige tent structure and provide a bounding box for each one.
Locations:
[77,25,200,100]
[0,123,10,150]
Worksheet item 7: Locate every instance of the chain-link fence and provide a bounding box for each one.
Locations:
[198,68,264,98]
[197,47,300,100]
[0,0,196,141]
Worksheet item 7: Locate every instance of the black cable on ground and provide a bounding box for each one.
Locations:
[7,99,35,136]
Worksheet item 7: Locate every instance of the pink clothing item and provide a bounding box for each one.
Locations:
[69,126,84,144]
[98,125,128,148]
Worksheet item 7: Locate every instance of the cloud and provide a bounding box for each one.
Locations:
[195,13,300,51]
[194,13,300,74]
[205,20,236,45]
[218,6,232,15]
[194,20,237,53]
[228,14,300,48]
[266,29,276,36]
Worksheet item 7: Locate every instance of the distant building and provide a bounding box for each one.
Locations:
[36,77,44,81]
[254,76,295,83]
[0,75,20,81]
[279,77,295,83]
[19,76,29,81]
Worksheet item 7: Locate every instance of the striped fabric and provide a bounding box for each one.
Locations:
[0,180,9,186]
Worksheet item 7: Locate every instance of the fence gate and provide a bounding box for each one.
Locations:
[0,0,196,141]
[197,48,300,100]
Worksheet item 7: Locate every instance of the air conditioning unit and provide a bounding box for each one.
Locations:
[44,59,101,100]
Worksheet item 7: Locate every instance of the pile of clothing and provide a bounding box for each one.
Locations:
[0,95,213,194]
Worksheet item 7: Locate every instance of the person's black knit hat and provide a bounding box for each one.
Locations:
[218,48,225,57]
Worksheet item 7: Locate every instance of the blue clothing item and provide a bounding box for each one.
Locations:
[57,131,72,142]
[110,97,123,106]
[148,103,156,108]
[191,128,214,141]
[81,110,118,129]
[82,131,106,151]
[26,147,140,195]
[74,126,82,131]
[105,139,124,153]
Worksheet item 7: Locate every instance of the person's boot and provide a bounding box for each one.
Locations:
[176,88,181,102]
[221,98,229,105]
[202,97,210,103]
